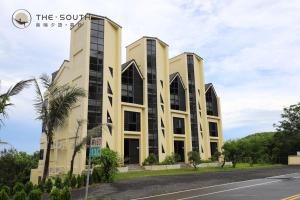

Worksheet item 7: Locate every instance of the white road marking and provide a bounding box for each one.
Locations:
[132,172,299,200]
[176,180,281,200]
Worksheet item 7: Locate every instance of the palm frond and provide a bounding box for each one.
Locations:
[33,78,46,120]
[40,74,52,89]
[6,79,33,97]
[49,86,85,130]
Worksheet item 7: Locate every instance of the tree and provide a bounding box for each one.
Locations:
[222,140,241,168]
[188,151,201,169]
[273,102,300,163]
[33,74,85,183]
[69,123,101,177]
[93,148,118,182]
[0,79,33,129]
[0,149,39,187]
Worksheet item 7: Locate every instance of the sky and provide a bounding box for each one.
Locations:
[0,0,300,153]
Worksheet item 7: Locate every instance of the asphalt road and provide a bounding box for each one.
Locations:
[72,166,300,200]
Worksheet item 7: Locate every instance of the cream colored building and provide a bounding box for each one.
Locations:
[30,14,223,184]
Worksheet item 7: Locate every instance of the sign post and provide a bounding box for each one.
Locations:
[85,137,101,200]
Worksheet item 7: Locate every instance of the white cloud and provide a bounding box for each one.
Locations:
[0,0,300,151]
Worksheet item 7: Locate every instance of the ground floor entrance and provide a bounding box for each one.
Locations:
[174,140,185,162]
[124,138,140,164]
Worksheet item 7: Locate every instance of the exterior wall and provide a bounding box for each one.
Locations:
[126,37,171,162]
[30,15,224,184]
[288,156,300,165]
[169,53,224,160]
[30,15,121,184]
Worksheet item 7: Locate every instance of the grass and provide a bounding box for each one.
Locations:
[115,163,281,181]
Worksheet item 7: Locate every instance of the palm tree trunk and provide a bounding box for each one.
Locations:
[42,135,52,183]
[70,150,76,177]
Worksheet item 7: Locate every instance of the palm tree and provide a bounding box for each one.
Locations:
[0,79,33,128]
[34,74,85,183]
[69,122,104,177]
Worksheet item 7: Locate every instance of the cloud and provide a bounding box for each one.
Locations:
[0,0,300,152]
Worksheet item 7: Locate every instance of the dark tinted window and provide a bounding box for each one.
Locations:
[121,64,143,104]
[209,122,218,137]
[187,55,199,151]
[206,87,218,116]
[147,39,158,156]
[124,111,141,131]
[170,76,186,111]
[173,117,185,134]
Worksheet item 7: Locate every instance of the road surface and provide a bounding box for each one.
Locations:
[71,166,300,200]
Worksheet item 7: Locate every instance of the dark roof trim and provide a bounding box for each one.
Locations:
[170,52,204,61]
[126,36,169,48]
[169,72,186,89]
[121,59,144,78]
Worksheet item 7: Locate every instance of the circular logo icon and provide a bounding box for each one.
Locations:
[12,9,32,29]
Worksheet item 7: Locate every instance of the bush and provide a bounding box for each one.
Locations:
[37,183,44,193]
[28,189,42,200]
[161,154,176,165]
[13,190,26,200]
[142,153,158,166]
[0,189,9,200]
[61,187,71,200]
[13,183,25,195]
[94,148,118,183]
[25,181,33,194]
[188,151,201,169]
[92,166,102,183]
[76,175,83,188]
[70,175,77,188]
[63,176,70,188]
[54,177,63,189]
[45,179,53,193]
[49,188,61,200]
[0,186,10,196]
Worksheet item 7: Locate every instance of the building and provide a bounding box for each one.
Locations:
[30,14,223,184]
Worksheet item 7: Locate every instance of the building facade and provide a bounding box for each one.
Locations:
[30,14,223,184]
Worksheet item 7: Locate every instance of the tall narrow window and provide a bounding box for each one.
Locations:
[206,86,218,116]
[147,39,158,156]
[121,63,143,104]
[109,67,113,76]
[108,96,112,106]
[209,122,218,137]
[170,75,186,111]
[187,55,199,151]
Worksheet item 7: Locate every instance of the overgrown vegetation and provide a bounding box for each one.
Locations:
[188,151,201,169]
[222,101,300,165]
[0,149,39,188]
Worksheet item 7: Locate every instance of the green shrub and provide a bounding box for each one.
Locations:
[161,154,176,165]
[28,189,42,200]
[63,176,70,188]
[13,183,25,195]
[70,175,77,188]
[45,178,53,193]
[76,175,83,188]
[49,188,61,200]
[61,187,71,200]
[81,174,87,187]
[0,186,10,196]
[92,166,102,183]
[25,182,33,194]
[54,177,63,189]
[37,183,44,193]
[0,189,9,200]
[13,190,26,200]
[188,151,201,169]
[142,153,158,166]
[94,148,118,183]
